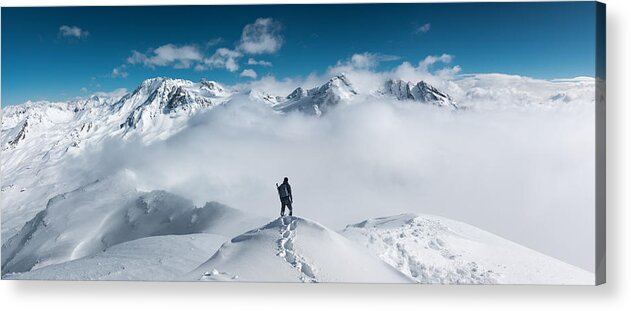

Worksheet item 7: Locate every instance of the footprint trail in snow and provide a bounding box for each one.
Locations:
[276,216,317,282]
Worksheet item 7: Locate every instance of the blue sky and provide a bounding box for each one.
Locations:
[2,2,599,106]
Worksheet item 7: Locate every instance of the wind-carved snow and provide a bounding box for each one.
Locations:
[188,216,412,283]
[341,214,594,285]
[4,233,227,281]
[1,173,266,276]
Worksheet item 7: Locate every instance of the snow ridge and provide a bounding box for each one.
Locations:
[382,79,457,109]
[341,214,594,285]
[344,214,500,284]
[274,74,358,116]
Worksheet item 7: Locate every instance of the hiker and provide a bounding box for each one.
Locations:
[277,177,293,216]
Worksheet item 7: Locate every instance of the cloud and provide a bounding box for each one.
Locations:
[58,25,89,39]
[247,58,273,67]
[240,69,258,79]
[127,44,203,69]
[415,23,431,34]
[120,18,283,74]
[80,87,88,93]
[111,64,128,78]
[341,52,401,70]
[420,53,453,70]
[93,88,128,100]
[77,73,596,271]
[206,38,224,47]
[197,48,242,72]
[238,18,284,54]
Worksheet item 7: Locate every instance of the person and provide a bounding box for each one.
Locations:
[277,177,293,217]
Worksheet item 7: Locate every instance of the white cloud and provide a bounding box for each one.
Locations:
[92,88,129,101]
[349,53,379,69]
[384,54,460,88]
[238,18,283,54]
[127,44,203,69]
[240,69,258,79]
[206,38,223,47]
[80,87,88,93]
[111,64,128,78]
[58,25,89,39]
[330,53,401,74]
[247,58,273,67]
[420,53,453,71]
[234,74,321,97]
[416,23,431,34]
[121,18,282,74]
[197,48,242,72]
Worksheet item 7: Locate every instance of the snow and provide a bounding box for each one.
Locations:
[274,74,359,115]
[1,74,597,283]
[340,214,594,284]
[382,79,457,108]
[1,173,266,276]
[188,216,413,283]
[3,233,226,281]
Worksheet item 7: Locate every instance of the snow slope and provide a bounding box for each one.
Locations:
[340,214,594,284]
[3,233,226,281]
[1,174,266,276]
[188,216,413,283]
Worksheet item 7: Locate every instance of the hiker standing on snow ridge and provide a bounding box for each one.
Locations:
[277,177,293,217]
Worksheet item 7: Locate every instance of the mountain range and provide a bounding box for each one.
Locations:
[0,74,596,283]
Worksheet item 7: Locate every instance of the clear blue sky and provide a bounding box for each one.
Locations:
[2,2,600,106]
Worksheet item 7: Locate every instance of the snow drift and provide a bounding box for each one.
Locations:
[341,214,593,284]
[4,233,226,281]
[1,174,266,276]
[188,216,413,283]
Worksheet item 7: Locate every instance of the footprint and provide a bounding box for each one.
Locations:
[428,239,441,250]
[285,239,294,250]
[301,263,316,278]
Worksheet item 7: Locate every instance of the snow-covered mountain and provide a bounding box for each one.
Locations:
[273,74,359,116]
[118,78,231,134]
[0,74,597,283]
[381,79,457,109]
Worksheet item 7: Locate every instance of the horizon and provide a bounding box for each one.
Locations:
[1,2,601,106]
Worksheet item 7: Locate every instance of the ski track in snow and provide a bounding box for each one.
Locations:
[276,216,317,282]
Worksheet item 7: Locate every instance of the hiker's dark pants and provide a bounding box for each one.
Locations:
[280,198,292,216]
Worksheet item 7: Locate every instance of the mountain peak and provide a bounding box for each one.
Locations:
[383,79,457,109]
[275,75,358,116]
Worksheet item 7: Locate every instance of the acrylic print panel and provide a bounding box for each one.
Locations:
[0,2,605,284]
